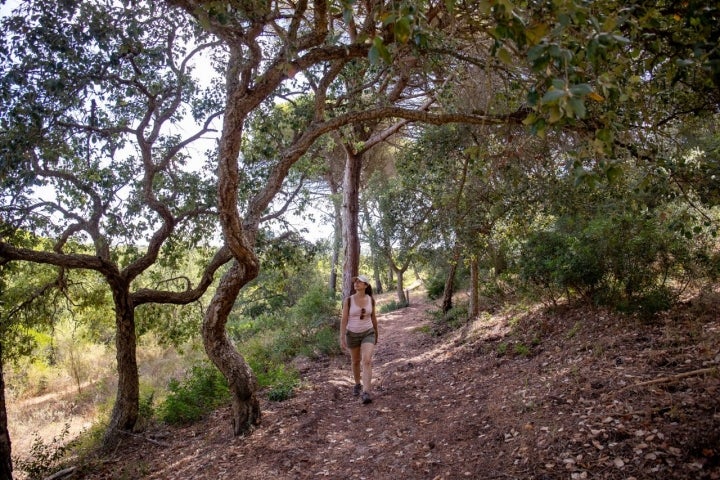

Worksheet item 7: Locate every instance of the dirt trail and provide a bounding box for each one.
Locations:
[154,294,445,479]
[64,289,720,479]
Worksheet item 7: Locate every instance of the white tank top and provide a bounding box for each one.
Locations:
[346,295,373,333]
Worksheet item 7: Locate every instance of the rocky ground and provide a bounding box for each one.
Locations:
[25,287,720,479]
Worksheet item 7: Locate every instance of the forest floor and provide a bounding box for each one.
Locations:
[18,286,720,479]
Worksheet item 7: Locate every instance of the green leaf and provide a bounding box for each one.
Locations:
[542,89,566,104]
[567,97,586,118]
[548,105,563,123]
[394,17,412,43]
[525,22,549,45]
[370,37,392,64]
[606,164,623,183]
[569,83,592,96]
[522,112,537,126]
[498,46,513,65]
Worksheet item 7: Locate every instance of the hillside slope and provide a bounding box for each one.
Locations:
[61,288,720,479]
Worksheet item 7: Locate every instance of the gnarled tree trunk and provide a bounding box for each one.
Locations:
[0,343,13,480]
[393,264,408,305]
[104,285,139,446]
[203,262,260,435]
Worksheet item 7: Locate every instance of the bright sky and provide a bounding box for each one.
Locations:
[1,0,334,244]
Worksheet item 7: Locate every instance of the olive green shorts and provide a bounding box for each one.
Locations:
[345,328,375,348]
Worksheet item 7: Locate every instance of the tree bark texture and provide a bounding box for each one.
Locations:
[0,344,13,480]
[341,151,362,298]
[203,262,260,436]
[104,286,139,446]
[205,45,263,436]
[442,258,460,315]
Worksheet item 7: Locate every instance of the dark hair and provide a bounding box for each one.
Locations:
[351,282,373,297]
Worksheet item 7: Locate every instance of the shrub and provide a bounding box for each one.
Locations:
[520,211,693,311]
[425,274,446,300]
[158,362,230,425]
[311,325,341,357]
[264,364,300,402]
[379,299,409,313]
[293,285,339,325]
[15,424,71,480]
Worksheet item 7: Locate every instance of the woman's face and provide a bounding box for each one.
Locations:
[354,279,368,290]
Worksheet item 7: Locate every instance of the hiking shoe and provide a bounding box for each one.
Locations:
[353,384,362,396]
[361,392,372,404]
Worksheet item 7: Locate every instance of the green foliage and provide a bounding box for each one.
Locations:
[14,423,71,480]
[379,299,409,313]
[425,274,447,300]
[232,286,339,401]
[513,343,531,357]
[520,208,693,313]
[263,364,300,402]
[158,362,230,425]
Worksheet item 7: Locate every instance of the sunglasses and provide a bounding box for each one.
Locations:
[360,307,365,320]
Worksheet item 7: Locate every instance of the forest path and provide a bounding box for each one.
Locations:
[93,288,480,480]
[74,287,720,480]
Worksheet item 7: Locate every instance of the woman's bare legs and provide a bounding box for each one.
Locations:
[349,346,362,386]
[360,342,375,393]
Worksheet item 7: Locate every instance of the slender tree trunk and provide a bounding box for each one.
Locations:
[104,287,139,446]
[361,202,383,295]
[341,151,362,298]
[203,262,260,436]
[442,262,457,314]
[469,256,479,319]
[394,265,407,305]
[372,264,383,294]
[0,344,13,480]
[329,197,342,296]
[327,172,342,296]
[442,247,462,314]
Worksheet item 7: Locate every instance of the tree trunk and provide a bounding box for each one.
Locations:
[203,261,260,436]
[372,267,383,294]
[394,265,407,305]
[103,287,139,446]
[327,172,342,296]
[442,262,458,314]
[469,256,479,319]
[206,42,265,436]
[0,344,13,480]
[329,198,342,296]
[341,151,362,298]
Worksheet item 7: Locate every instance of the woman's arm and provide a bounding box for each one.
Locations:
[371,298,378,344]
